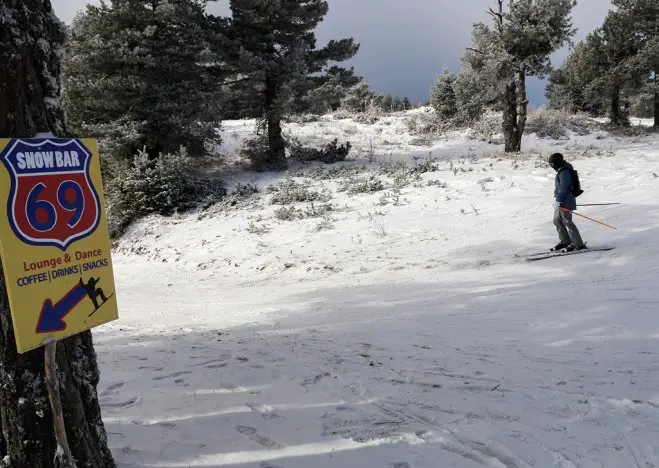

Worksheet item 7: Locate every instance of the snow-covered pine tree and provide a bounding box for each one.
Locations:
[291,65,362,115]
[458,0,576,152]
[0,1,116,466]
[596,11,642,125]
[382,94,395,112]
[287,67,360,115]
[63,0,224,163]
[219,0,359,170]
[545,33,609,115]
[611,0,659,126]
[430,68,458,120]
[341,83,376,113]
[547,8,648,126]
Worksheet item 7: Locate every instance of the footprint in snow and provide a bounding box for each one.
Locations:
[152,371,191,381]
[101,382,124,397]
[302,372,330,387]
[101,396,141,408]
[235,425,283,449]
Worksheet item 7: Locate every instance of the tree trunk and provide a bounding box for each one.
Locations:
[654,72,659,128]
[0,1,116,466]
[516,70,528,150]
[264,75,287,171]
[609,86,623,126]
[503,81,521,153]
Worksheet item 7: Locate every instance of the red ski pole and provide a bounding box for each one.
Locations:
[560,207,617,230]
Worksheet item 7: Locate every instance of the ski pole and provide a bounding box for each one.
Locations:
[560,207,618,230]
[577,203,621,207]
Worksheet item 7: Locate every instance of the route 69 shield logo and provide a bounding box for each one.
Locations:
[0,139,101,250]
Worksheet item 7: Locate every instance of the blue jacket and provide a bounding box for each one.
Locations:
[554,162,577,210]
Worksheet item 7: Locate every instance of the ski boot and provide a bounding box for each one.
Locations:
[561,244,587,253]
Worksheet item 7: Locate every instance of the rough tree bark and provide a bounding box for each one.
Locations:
[654,10,658,128]
[502,70,529,153]
[609,86,624,126]
[502,81,520,152]
[0,1,116,466]
[654,73,658,128]
[264,74,288,171]
[491,0,526,153]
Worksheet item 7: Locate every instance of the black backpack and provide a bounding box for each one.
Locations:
[572,169,583,197]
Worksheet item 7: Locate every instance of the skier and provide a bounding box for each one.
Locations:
[548,152,586,252]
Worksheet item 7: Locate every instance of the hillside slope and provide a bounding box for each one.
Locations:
[99,113,659,467]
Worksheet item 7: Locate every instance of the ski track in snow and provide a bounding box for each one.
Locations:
[96,111,659,467]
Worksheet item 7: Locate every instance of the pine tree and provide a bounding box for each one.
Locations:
[288,66,361,114]
[341,83,375,112]
[0,1,116,466]
[430,68,458,120]
[611,0,659,126]
[546,31,609,115]
[382,94,395,112]
[587,9,649,126]
[219,0,359,170]
[63,0,224,163]
[459,0,576,152]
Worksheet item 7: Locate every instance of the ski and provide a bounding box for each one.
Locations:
[515,248,576,258]
[515,250,554,258]
[524,247,614,261]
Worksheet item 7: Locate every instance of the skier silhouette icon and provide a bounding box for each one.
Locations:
[80,277,108,311]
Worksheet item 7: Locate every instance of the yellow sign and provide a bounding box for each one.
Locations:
[0,138,118,353]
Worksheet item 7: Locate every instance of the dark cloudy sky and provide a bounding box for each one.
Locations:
[52,0,613,106]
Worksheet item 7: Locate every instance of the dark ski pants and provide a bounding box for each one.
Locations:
[554,208,585,248]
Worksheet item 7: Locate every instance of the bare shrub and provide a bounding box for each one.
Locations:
[289,137,352,164]
[240,135,274,171]
[332,109,353,120]
[285,114,322,124]
[406,110,444,138]
[246,222,271,234]
[525,109,597,139]
[316,216,334,231]
[267,179,332,205]
[274,206,302,221]
[338,175,385,194]
[296,165,365,180]
[232,182,259,197]
[274,202,334,221]
[469,111,503,144]
[353,112,381,124]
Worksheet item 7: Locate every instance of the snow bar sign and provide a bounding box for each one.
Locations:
[0,138,119,353]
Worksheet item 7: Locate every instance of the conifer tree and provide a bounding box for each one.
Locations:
[430,68,458,120]
[458,0,576,152]
[63,0,224,163]
[219,0,359,170]
[342,83,376,113]
[546,30,611,116]
[611,0,659,126]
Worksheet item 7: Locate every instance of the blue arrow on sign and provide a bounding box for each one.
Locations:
[35,282,88,333]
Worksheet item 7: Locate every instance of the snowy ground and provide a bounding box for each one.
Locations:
[97,111,659,467]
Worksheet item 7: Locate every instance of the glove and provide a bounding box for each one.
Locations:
[552,200,561,209]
